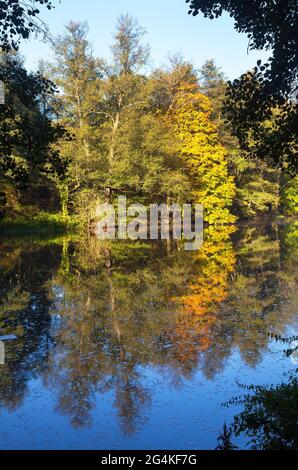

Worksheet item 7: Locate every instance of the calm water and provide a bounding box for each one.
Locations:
[0,222,297,450]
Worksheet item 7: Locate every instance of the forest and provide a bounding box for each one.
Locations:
[0,13,297,235]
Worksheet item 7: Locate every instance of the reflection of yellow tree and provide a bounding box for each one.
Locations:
[1,224,297,435]
[172,226,237,363]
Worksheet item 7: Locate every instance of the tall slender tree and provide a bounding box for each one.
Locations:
[49,22,104,219]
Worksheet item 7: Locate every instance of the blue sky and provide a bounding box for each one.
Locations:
[20,0,269,79]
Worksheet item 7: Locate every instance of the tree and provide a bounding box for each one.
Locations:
[167,81,236,224]
[111,14,150,75]
[224,68,298,174]
[187,1,297,98]
[187,1,298,173]
[200,59,281,218]
[97,14,151,201]
[280,174,298,215]
[0,0,54,51]
[49,22,105,220]
[49,16,153,220]
[108,57,192,204]
[199,59,226,129]
[231,372,298,449]
[0,54,69,218]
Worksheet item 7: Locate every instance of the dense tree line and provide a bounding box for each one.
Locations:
[0,15,297,226]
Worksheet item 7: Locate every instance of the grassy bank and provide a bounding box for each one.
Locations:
[0,213,82,238]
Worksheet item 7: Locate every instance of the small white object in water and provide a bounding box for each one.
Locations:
[0,336,17,365]
[0,341,4,365]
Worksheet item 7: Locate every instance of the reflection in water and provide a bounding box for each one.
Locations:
[0,223,297,448]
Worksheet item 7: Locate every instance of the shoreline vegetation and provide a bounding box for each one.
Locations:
[0,211,297,240]
[0,213,81,238]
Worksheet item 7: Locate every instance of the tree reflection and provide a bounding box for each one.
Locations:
[0,222,297,437]
[170,225,236,376]
[0,241,61,408]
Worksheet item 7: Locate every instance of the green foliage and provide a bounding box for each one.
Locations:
[0,212,80,237]
[281,176,298,216]
[199,59,282,218]
[48,21,105,221]
[216,423,238,450]
[0,176,20,219]
[0,53,70,220]
[234,160,280,218]
[48,17,194,221]
[1,15,297,228]
[224,69,298,173]
[0,55,68,178]
[187,1,297,96]
[188,1,298,172]
[0,0,54,52]
[232,372,298,450]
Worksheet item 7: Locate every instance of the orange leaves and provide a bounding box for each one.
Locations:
[171,227,237,363]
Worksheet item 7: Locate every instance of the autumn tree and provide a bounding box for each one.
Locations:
[200,59,280,218]
[172,225,236,365]
[167,80,236,224]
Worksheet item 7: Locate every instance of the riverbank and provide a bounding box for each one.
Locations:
[1,213,297,240]
[0,213,81,238]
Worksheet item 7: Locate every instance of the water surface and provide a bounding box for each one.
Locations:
[0,222,297,449]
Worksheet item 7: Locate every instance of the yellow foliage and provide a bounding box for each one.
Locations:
[167,83,236,225]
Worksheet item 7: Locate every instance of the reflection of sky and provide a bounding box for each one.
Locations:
[52,285,65,300]
[0,336,296,450]
[0,223,296,450]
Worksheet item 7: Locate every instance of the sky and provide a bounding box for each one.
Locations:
[20,0,269,80]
